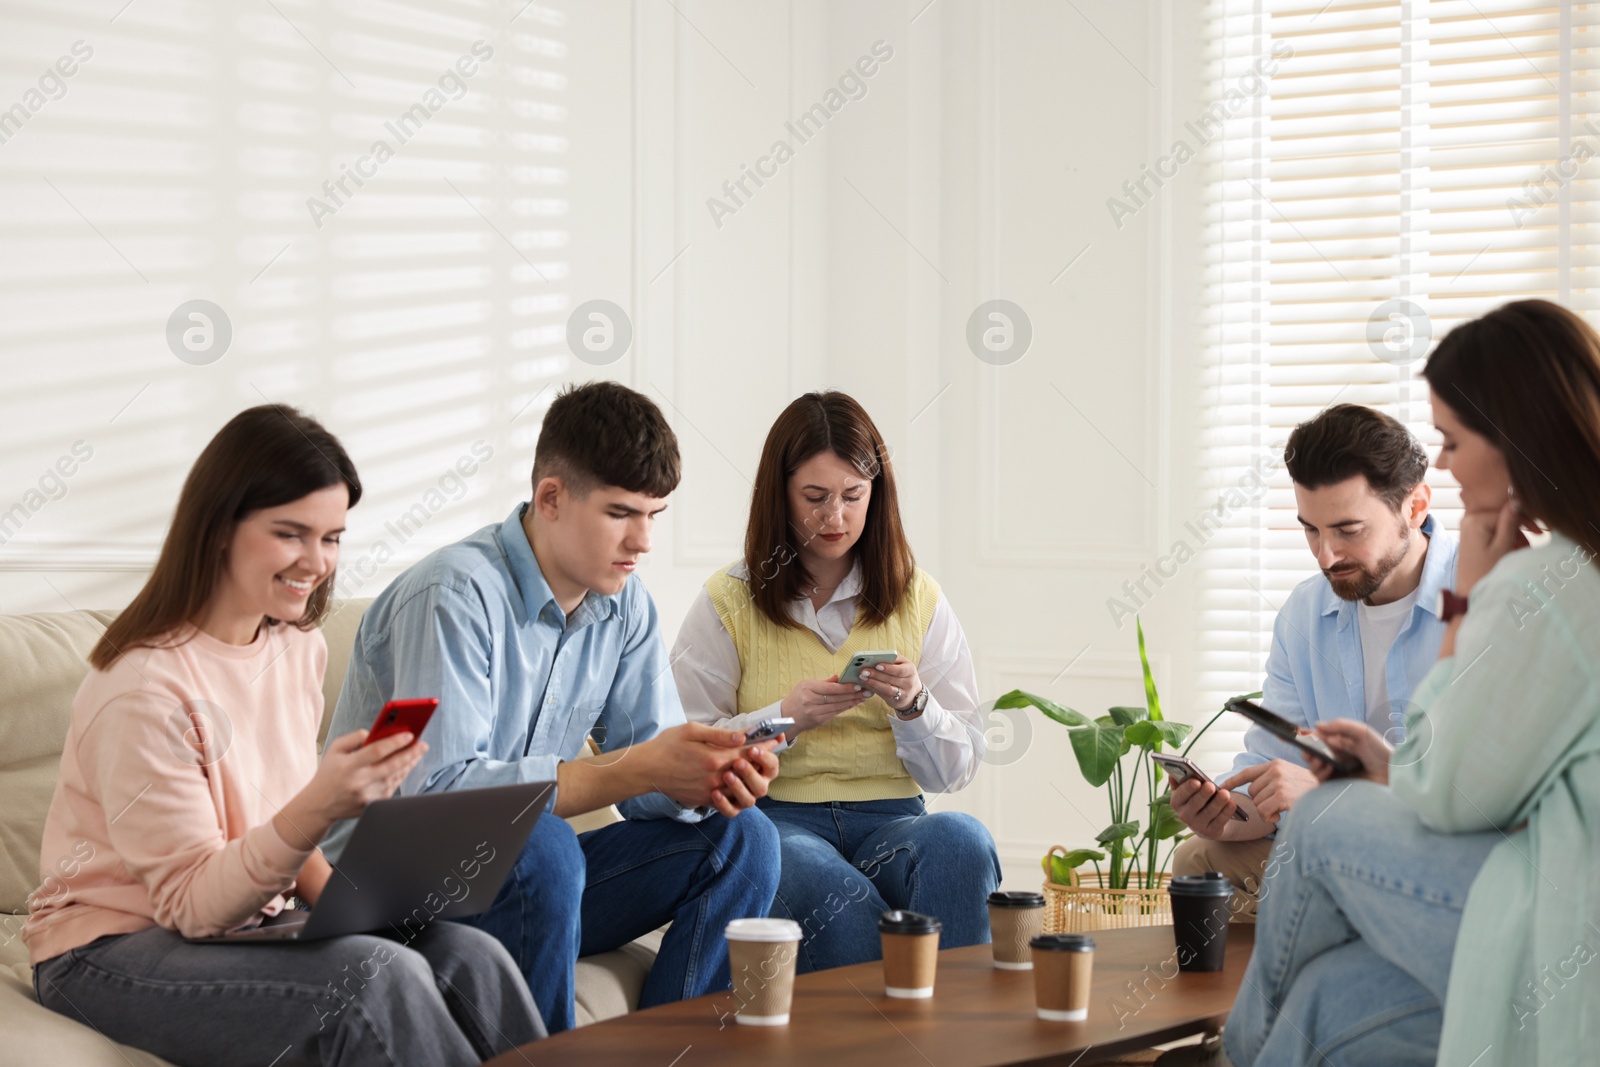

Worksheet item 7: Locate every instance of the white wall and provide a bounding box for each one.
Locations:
[0,0,1218,890]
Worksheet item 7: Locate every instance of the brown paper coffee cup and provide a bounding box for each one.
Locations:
[987,891,1046,969]
[725,918,802,1025]
[881,932,940,997]
[878,910,943,998]
[1031,934,1094,1021]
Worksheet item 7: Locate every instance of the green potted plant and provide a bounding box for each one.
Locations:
[991,619,1251,930]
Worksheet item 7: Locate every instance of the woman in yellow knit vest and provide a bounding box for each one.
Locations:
[672,391,1000,972]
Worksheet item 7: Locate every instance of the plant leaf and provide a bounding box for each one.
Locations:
[1108,705,1149,726]
[993,689,1091,727]
[1137,616,1163,722]
[1059,847,1107,867]
[1043,849,1107,884]
[1096,820,1141,845]
[1070,723,1128,786]
[1149,794,1187,840]
[1091,715,1135,756]
[1126,720,1192,751]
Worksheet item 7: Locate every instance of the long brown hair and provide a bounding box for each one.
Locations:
[743,392,914,629]
[90,405,362,670]
[1423,298,1600,557]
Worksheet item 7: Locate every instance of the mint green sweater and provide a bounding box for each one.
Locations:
[1392,532,1599,1067]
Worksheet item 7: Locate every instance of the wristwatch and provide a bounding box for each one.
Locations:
[1437,588,1470,622]
[895,687,930,720]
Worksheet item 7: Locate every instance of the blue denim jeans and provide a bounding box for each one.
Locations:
[758,795,1001,973]
[32,920,543,1067]
[456,807,780,1033]
[1225,781,1500,1067]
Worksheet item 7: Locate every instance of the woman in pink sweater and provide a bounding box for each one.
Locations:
[23,405,543,1066]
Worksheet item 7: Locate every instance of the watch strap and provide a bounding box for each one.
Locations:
[1437,588,1470,622]
[897,686,930,719]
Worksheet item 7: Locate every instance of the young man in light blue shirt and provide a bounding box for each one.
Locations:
[1171,404,1458,917]
[320,382,782,1032]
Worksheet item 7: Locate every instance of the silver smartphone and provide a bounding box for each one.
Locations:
[744,717,796,742]
[1151,753,1250,821]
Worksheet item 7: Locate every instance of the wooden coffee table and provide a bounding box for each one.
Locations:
[485,925,1254,1067]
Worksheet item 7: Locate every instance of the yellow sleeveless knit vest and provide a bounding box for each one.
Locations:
[704,564,941,803]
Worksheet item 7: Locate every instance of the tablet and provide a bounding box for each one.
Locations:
[1224,697,1361,775]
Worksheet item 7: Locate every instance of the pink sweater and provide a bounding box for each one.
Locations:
[23,622,326,964]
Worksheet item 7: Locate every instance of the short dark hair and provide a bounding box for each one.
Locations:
[532,380,681,499]
[1284,403,1428,512]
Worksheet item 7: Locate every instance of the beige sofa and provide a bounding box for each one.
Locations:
[0,600,660,1065]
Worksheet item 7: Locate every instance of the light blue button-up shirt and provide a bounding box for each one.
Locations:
[320,504,695,863]
[1230,514,1459,781]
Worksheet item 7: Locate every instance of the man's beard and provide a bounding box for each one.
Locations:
[1325,523,1411,602]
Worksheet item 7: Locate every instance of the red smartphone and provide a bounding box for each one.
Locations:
[360,698,439,748]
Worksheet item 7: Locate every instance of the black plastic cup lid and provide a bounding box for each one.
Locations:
[1029,933,1095,952]
[987,891,1046,909]
[1168,872,1235,896]
[878,909,943,935]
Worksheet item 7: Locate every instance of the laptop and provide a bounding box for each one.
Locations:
[188,780,554,943]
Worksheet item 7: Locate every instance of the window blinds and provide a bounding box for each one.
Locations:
[1193,0,1600,756]
[0,1,569,574]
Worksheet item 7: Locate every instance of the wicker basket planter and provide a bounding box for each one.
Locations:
[1041,845,1173,933]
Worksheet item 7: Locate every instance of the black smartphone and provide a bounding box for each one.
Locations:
[1224,697,1361,775]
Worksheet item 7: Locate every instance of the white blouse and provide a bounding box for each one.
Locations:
[670,559,986,793]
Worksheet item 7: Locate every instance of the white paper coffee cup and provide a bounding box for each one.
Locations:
[725,918,803,1025]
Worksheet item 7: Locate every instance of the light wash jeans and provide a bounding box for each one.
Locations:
[759,795,1002,973]
[1225,780,1499,1067]
[33,920,543,1067]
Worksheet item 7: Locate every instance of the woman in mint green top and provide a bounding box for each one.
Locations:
[1225,299,1600,1067]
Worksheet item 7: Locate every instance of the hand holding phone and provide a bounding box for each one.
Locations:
[1308,719,1395,785]
[838,650,899,685]
[1151,753,1250,821]
[780,675,874,734]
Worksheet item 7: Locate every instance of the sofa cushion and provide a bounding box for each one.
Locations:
[0,966,174,1067]
[575,929,663,1026]
[0,609,117,914]
[317,600,371,745]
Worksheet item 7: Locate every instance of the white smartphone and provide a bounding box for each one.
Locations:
[1151,753,1250,821]
[837,650,899,685]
